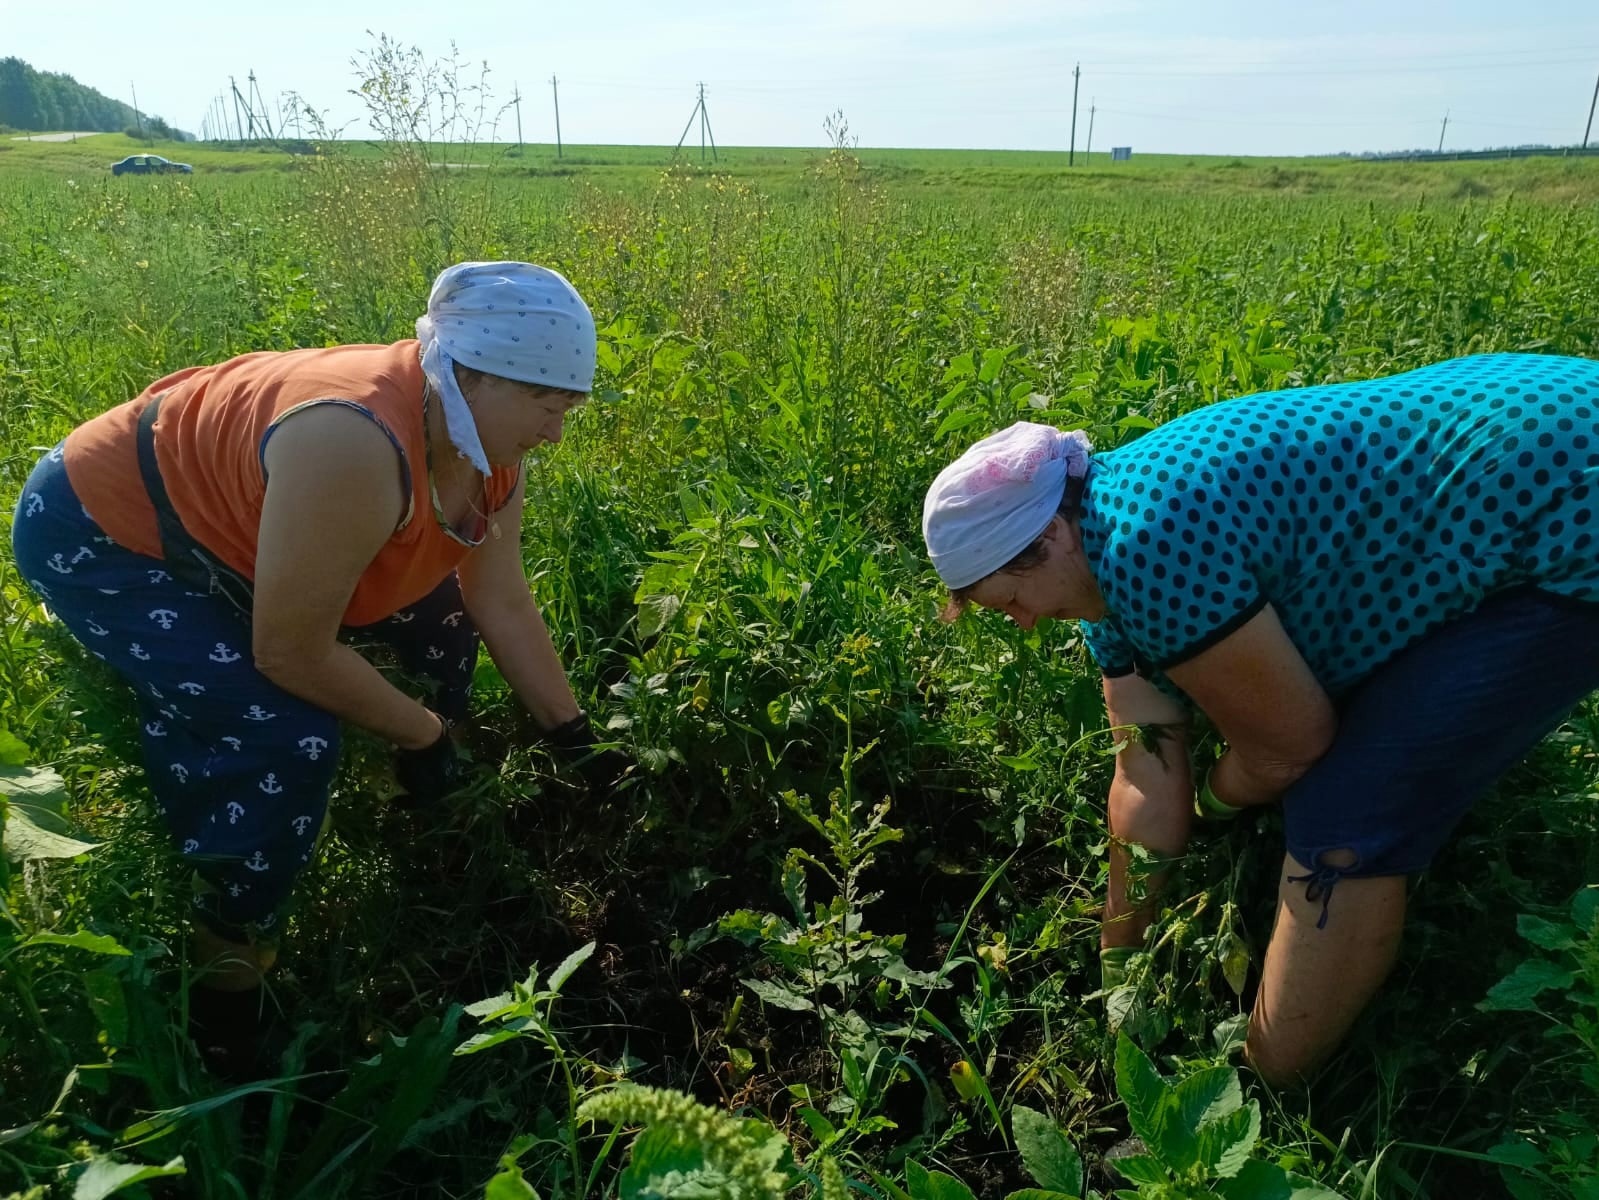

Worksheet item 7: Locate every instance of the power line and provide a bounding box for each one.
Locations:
[559,46,1599,94]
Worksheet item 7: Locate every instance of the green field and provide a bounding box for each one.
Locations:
[9,129,1599,203]
[2,122,1598,1200]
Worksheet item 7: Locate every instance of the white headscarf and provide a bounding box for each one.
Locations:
[922,421,1093,590]
[415,261,597,476]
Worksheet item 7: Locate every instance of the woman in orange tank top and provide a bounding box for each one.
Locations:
[10,261,628,1079]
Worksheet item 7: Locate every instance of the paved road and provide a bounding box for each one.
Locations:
[10,131,103,142]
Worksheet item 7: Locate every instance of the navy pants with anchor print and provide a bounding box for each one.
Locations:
[11,444,477,939]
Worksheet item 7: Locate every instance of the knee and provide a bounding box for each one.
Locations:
[192,922,278,988]
[1243,1022,1323,1089]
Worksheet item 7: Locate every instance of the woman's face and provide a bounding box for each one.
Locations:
[464,373,587,466]
[964,516,1102,629]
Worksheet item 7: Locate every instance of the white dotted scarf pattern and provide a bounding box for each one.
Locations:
[414,261,596,476]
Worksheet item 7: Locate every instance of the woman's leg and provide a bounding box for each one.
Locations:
[13,448,340,1071]
[352,573,480,725]
[1249,588,1599,1084]
[1247,856,1406,1086]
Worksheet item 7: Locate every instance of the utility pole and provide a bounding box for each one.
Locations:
[1068,63,1080,166]
[1086,98,1096,160]
[551,75,562,159]
[673,83,717,162]
[130,81,146,142]
[230,78,246,144]
[248,72,274,139]
[1584,70,1598,148]
[1437,109,1449,155]
[232,77,257,140]
[512,83,524,151]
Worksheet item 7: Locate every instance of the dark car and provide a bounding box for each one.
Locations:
[111,154,193,176]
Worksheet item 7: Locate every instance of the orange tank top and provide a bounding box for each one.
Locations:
[63,340,521,626]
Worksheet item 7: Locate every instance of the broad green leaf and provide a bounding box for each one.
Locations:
[905,1161,978,1200]
[1113,1034,1173,1154]
[1480,959,1576,1012]
[547,941,596,993]
[1571,887,1598,932]
[1516,914,1575,952]
[73,1156,186,1200]
[1220,931,1251,995]
[1213,1013,1250,1057]
[2,804,98,861]
[1011,1106,1084,1194]
[618,1123,717,1200]
[1115,414,1157,431]
[797,1106,837,1142]
[934,409,984,439]
[995,755,1040,771]
[0,725,32,766]
[1192,1100,1261,1179]
[743,977,815,1012]
[882,959,949,989]
[637,593,682,638]
[978,346,1015,384]
[1108,1153,1167,1186]
[1253,352,1296,371]
[485,1159,540,1200]
[1485,1135,1546,1169]
[1213,1158,1349,1200]
[0,764,67,809]
[1004,1191,1078,1200]
[463,992,515,1018]
[455,1027,526,1056]
[1172,1064,1243,1128]
[20,931,130,956]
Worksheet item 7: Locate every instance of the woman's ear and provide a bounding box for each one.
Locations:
[1041,512,1080,553]
[450,360,482,401]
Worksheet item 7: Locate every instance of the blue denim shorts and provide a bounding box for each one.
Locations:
[1282,586,1599,923]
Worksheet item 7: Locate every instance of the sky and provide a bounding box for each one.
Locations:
[6,0,1599,156]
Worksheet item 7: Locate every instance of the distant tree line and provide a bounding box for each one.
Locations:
[0,57,190,139]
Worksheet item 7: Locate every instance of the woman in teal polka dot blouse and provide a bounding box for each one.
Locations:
[922,352,1599,1086]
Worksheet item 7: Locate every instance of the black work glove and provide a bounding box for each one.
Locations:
[394,716,468,804]
[545,712,631,793]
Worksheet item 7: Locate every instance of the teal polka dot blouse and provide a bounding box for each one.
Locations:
[1079,353,1599,699]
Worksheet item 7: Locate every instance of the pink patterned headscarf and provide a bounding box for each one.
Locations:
[922,421,1093,589]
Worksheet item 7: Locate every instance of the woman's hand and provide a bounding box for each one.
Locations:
[1166,604,1337,807]
[544,711,632,793]
[394,712,470,802]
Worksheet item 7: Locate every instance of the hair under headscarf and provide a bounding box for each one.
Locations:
[922,421,1093,590]
[415,261,597,476]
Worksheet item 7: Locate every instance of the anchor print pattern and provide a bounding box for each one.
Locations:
[12,446,488,932]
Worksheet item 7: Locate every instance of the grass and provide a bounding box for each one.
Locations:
[0,116,1598,1200]
[8,129,1599,204]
